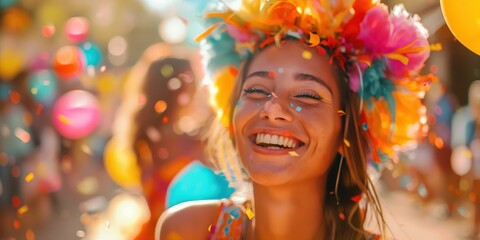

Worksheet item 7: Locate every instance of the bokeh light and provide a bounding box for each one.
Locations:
[159,16,187,44]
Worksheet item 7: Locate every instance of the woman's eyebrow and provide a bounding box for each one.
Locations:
[246,71,273,79]
[295,73,333,96]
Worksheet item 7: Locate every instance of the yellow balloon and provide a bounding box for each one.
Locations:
[104,138,141,188]
[0,48,24,80]
[440,0,480,55]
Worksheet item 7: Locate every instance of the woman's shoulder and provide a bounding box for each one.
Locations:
[155,199,224,240]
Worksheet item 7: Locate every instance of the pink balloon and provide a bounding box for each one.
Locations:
[52,90,100,139]
[65,17,89,43]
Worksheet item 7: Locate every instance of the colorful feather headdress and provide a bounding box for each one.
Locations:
[197,0,437,167]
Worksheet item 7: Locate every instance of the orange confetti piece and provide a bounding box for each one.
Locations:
[208,224,213,232]
[307,32,320,46]
[302,50,312,60]
[58,114,71,125]
[195,22,221,42]
[25,172,34,183]
[337,110,346,116]
[246,208,255,220]
[343,139,350,147]
[162,116,169,123]
[429,43,443,51]
[13,219,20,229]
[26,229,35,240]
[11,91,20,104]
[288,151,299,157]
[18,205,29,215]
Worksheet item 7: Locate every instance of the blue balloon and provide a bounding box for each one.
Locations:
[79,41,103,67]
[0,0,16,9]
[28,70,58,106]
[0,83,11,101]
[166,161,234,208]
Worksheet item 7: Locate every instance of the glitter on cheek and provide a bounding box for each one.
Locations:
[288,151,299,157]
[289,102,294,108]
[277,68,284,73]
[295,106,302,112]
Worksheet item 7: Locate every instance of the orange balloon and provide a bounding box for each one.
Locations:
[440,0,480,55]
[53,46,84,80]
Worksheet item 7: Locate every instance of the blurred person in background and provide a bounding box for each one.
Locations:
[0,69,61,238]
[468,80,480,238]
[110,43,231,239]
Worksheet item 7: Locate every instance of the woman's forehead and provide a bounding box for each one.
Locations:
[248,41,333,73]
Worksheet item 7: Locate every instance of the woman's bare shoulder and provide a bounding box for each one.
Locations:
[155,199,223,240]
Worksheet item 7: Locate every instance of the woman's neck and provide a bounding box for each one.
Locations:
[250,177,327,240]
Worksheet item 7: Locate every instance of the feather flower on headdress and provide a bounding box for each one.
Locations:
[197,0,437,168]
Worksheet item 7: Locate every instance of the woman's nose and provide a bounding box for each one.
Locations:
[259,97,293,122]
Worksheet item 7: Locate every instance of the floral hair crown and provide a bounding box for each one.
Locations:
[197,0,437,166]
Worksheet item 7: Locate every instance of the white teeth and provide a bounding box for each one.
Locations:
[254,133,300,149]
[270,135,278,145]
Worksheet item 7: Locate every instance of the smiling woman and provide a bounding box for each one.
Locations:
[156,0,434,239]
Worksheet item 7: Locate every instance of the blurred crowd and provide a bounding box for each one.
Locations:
[0,0,479,240]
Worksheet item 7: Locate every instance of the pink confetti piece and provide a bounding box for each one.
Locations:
[15,128,31,143]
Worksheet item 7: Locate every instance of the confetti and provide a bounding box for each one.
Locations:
[289,102,294,107]
[343,139,351,147]
[36,104,43,115]
[362,123,368,131]
[26,229,35,240]
[337,110,345,116]
[351,194,362,203]
[155,100,168,113]
[288,151,299,157]
[302,50,312,60]
[76,230,86,238]
[58,114,71,125]
[246,208,255,220]
[11,91,20,104]
[18,205,29,215]
[429,43,442,51]
[25,172,34,183]
[167,77,182,90]
[15,128,31,143]
[208,224,214,232]
[12,196,21,208]
[295,106,302,112]
[162,116,169,123]
[13,219,20,230]
[31,88,38,95]
[267,71,276,78]
[41,24,55,37]
[161,64,174,78]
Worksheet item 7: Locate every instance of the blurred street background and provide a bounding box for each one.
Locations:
[1,0,480,239]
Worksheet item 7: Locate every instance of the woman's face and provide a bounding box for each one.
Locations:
[233,41,343,186]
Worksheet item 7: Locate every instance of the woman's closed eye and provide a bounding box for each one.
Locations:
[295,91,323,103]
[243,87,271,99]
